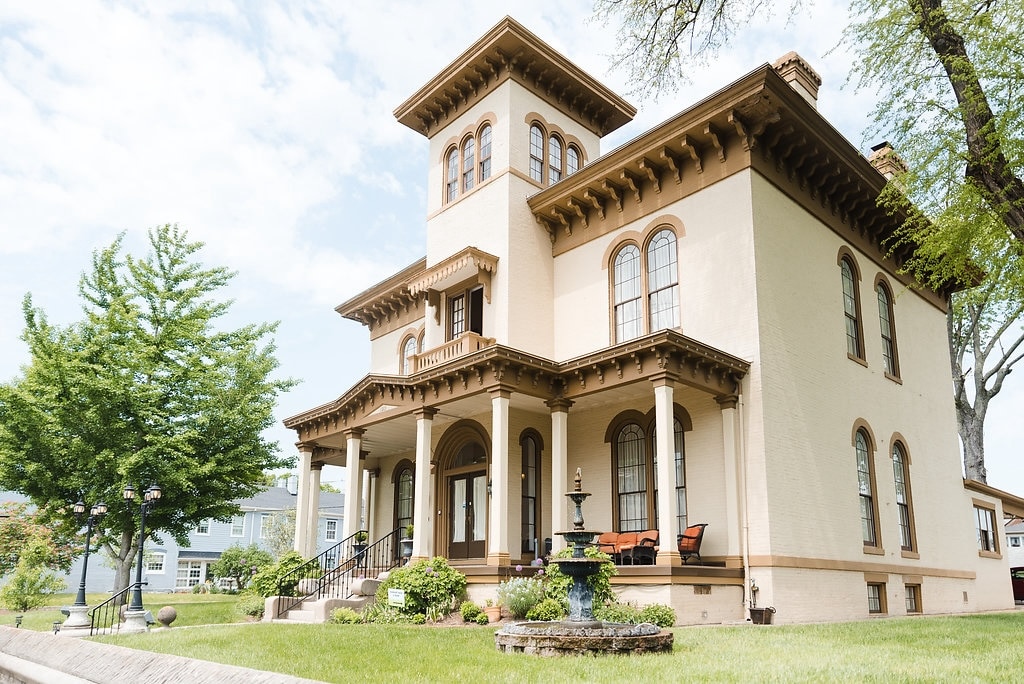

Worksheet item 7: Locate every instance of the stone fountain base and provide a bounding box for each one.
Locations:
[495,621,673,656]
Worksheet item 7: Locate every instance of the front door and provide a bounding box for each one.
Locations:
[448,472,487,559]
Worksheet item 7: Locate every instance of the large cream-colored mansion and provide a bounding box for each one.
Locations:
[284,17,1023,624]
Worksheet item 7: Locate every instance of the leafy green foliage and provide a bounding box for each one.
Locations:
[210,544,274,591]
[0,501,78,576]
[525,597,565,622]
[543,547,617,611]
[594,601,642,623]
[329,607,363,624]
[639,603,677,627]
[0,538,66,611]
[374,557,467,620]
[0,225,295,593]
[248,551,310,598]
[474,612,490,625]
[261,509,297,560]
[235,594,266,619]
[460,600,482,622]
[496,575,546,619]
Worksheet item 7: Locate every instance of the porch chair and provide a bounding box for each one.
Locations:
[627,530,659,565]
[597,532,622,564]
[677,523,708,564]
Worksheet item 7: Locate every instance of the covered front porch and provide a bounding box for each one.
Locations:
[284,329,751,615]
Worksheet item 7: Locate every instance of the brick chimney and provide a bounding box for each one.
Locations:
[773,52,822,109]
[867,141,908,180]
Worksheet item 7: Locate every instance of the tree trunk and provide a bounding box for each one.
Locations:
[107,529,138,599]
[959,407,987,483]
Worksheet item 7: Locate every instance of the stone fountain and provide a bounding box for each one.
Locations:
[495,470,673,656]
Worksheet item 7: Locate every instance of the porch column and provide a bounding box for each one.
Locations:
[653,374,681,566]
[293,444,314,555]
[718,394,742,565]
[412,407,438,561]
[343,429,364,540]
[547,398,573,554]
[307,461,323,555]
[488,387,511,567]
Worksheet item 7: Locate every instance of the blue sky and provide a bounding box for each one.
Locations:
[2,1,1022,494]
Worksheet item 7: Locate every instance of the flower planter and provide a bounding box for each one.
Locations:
[399,538,413,560]
[484,606,502,623]
[749,607,775,625]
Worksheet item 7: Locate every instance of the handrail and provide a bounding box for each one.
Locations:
[274,528,403,619]
[88,582,136,636]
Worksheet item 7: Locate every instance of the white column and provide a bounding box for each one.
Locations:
[653,375,681,566]
[307,462,323,556]
[548,398,573,554]
[343,429,364,540]
[718,394,742,564]
[488,388,511,566]
[412,408,437,560]
[293,445,313,555]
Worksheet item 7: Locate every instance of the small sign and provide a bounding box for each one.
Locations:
[387,588,406,607]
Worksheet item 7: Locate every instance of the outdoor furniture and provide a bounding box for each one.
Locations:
[627,530,659,565]
[677,523,708,564]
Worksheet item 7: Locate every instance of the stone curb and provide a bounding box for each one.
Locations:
[0,626,323,683]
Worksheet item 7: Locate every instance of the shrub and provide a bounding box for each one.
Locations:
[474,612,490,625]
[329,607,363,624]
[235,594,266,619]
[248,551,311,598]
[526,597,565,622]
[210,544,275,591]
[543,546,617,611]
[638,603,676,627]
[595,601,641,624]
[460,600,482,622]
[374,557,467,619]
[0,538,65,612]
[496,576,546,619]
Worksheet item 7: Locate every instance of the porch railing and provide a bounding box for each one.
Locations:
[412,332,494,372]
[274,528,403,619]
[88,582,137,636]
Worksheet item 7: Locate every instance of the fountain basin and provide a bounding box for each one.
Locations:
[495,621,673,656]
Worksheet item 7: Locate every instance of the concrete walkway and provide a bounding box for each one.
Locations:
[0,627,324,684]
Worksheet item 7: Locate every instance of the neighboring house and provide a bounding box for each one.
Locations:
[1006,520,1024,568]
[282,17,1023,624]
[19,486,344,594]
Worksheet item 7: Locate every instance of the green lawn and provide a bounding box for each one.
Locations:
[0,592,244,632]
[93,611,1024,683]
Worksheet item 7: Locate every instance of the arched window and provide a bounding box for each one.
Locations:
[616,423,648,532]
[855,428,879,547]
[394,462,415,538]
[529,124,544,182]
[462,137,475,192]
[877,281,899,377]
[647,229,680,331]
[674,418,687,532]
[445,148,459,202]
[566,145,580,175]
[548,136,563,183]
[479,125,492,181]
[402,335,418,375]
[520,432,542,555]
[840,255,863,360]
[613,244,642,343]
[892,442,915,552]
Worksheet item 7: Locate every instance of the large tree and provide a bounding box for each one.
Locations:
[0,225,295,595]
[595,0,1024,482]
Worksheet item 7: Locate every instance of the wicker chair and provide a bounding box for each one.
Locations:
[676,523,708,564]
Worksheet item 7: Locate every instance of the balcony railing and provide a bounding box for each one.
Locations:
[412,332,495,373]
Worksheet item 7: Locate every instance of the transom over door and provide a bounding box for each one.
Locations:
[448,472,487,559]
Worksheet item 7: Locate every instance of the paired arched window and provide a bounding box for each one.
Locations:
[444,123,493,204]
[609,409,688,534]
[840,254,864,360]
[892,441,916,552]
[393,460,414,536]
[876,279,900,378]
[528,122,582,185]
[854,427,880,548]
[520,431,543,555]
[400,332,423,375]
[612,228,680,343]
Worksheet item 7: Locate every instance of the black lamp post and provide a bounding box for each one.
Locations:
[71,500,107,607]
[123,484,161,612]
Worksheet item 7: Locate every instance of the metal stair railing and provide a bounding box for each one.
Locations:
[88,582,138,636]
[274,528,403,619]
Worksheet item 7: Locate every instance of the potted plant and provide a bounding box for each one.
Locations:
[353,530,368,551]
[483,598,502,623]
[399,524,414,561]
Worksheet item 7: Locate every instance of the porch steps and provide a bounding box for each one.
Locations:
[275,576,382,624]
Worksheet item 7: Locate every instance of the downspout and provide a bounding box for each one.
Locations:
[737,384,751,618]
